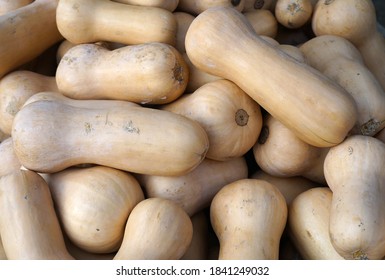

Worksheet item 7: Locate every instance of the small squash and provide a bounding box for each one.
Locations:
[0,0,62,78]
[312,0,385,91]
[288,187,344,260]
[185,6,357,147]
[47,165,144,254]
[243,9,278,38]
[0,170,73,259]
[12,92,209,176]
[56,0,177,46]
[300,34,385,136]
[56,42,188,105]
[253,114,328,184]
[0,70,58,134]
[324,135,385,260]
[114,197,193,260]
[162,79,263,160]
[210,178,287,259]
[137,156,248,216]
[275,0,312,29]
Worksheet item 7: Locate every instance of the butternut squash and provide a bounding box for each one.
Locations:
[0,70,58,134]
[113,0,179,11]
[185,6,357,147]
[244,0,275,10]
[64,236,115,260]
[174,11,195,53]
[56,42,188,105]
[0,0,33,15]
[210,178,287,259]
[181,211,210,260]
[253,114,328,184]
[312,0,385,91]
[114,197,193,259]
[275,0,312,29]
[300,35,385,136]
[288,187,344,260]
[177,0,245,15]
[0,137,21,177]
[243,9,278,37]
[0,169,74,259]
[162,79,263,160]
[47,165,144,254]
[137,156,248,216]
[0,0,62,78]
[12,91,209,176]
[56,0,177,46]
[250,169,319,206]
[324,135,385,260]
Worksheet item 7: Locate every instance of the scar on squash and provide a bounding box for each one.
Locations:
[84,122,93,134]
[123,120,140,134]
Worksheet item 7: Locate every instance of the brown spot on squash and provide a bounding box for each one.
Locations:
[235,109,249,126]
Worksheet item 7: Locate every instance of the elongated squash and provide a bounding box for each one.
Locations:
[185,6,357,147]
[12,92,209,176]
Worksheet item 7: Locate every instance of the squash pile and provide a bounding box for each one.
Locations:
[0,0,385,260]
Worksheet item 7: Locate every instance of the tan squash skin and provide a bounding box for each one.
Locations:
[0,70,58,134]
[12,92,209,176]
[114,198,193,260]
[0,170,74,260]
[0,137,21,177]
[312,0,385,91]
[0,0,62,78]
[243,9,278,38]
[0,0,33,15]
[137,156,248,216]
[288,187,344,260]
[113,0,179,11]
[56,43,188,105]
[174,12,195,53]
[0,237,6,260]
[56,0,177,46]
[324,135,385,260]
[210,178,287,259]
[300,35,385,136]
[185,7,357,148]
[177,0,245,15]
[47,165,144,254]
[275,0,312,29]
[253,114,328,184]
[250,169,319,206]
[183,52,221,93]
[162,79,263,161]
[181,211,210,260]
[64,236,115,260]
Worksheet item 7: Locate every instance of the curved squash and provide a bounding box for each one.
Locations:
[210,178,287,259]
[137,156,248,216]
[0,0,62,78]
[12,92,209,176]
[114,197,193,259]
[162,79,262,160]
[56,43,188,105]
[324,135,385,260]
[56,0,177,46]
[47,165,144,254]
[300,35,385,136]
[0,70,58,134]
[0,170,74,259]
[185,6,357,147]
[288,187,344,260]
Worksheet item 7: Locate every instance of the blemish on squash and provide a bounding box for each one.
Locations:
[306,230,312,239]
[258,126,269,144]
[123,120,140,134]
[173,62,184,84]
[84,122,93,134]
[286,1,304,16]
[324,0,334,5]
[360,119,384,136]
[96,228,100,232]
[348,146,353,155]
[352,250,368,260]
[235,109,249,126]
[5,96,19,116]
[254,0,265,9]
